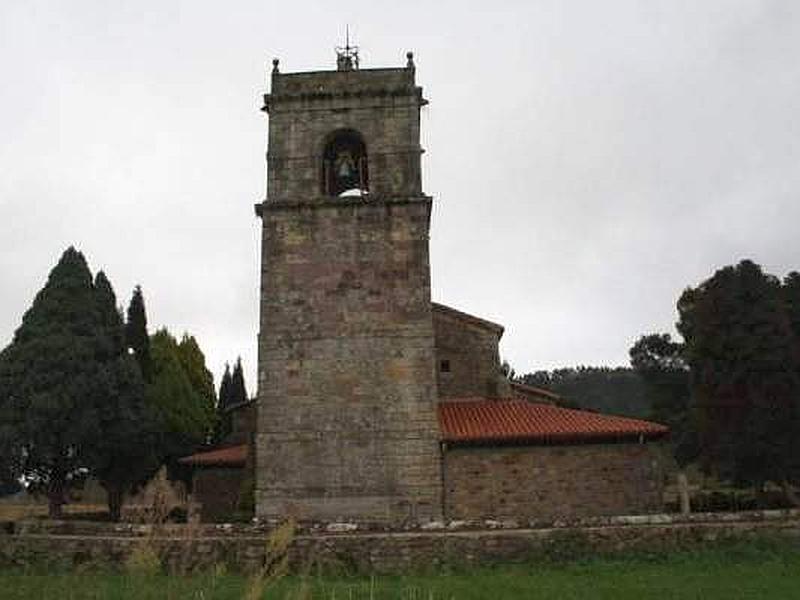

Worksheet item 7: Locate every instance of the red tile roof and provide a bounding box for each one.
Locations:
[438,399,668,445]
[178,444,248,466]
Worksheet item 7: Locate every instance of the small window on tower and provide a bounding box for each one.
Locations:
[322,129,368,196]
[440,359,451,374]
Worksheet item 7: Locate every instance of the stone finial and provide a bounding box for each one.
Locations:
[406,51,415,69]
[272,58,280,74]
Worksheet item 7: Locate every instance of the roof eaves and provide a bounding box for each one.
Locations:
[432,302,505,336]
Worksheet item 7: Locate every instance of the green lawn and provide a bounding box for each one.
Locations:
[2,539,800,599]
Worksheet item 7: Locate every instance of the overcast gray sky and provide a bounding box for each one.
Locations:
[2,0,798,391]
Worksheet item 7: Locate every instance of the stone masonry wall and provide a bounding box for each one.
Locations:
[264,66,424,202]
[432,305,505,399]
[444,442,665,521]
[229,403,255,445]
[256,199,442,524]
[256,62,442,525]
[3,513,799,574]
[194,467,247,523]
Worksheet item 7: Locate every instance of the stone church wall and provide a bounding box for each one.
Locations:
[194,467,248,523]
[443,442,665,521]
[256,199,442,524]
[256,62,442,526]
[264,67,423,202]
[224,402,256,445]
[432,304,508,399]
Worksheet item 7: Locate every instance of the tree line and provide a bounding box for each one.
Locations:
[516,259,800,504]
[517,366,650,417]
[633,260,800,502]
[0,248,243,519]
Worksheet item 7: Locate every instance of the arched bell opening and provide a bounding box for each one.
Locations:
[321,129,369,196]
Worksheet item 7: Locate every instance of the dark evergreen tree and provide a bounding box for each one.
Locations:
[783,272,800,347]
[0,404,20,497]
[87,272,158,521]
[177,333,217,444]
[230,357,248,407]
[0,248,102,517]
[677,260,800,498]
[213,363,234,443]
[125,285,152,381]
[629,333,696,466]
[0,361,18,493]
[218,363,233,410]
[782,272,800,501]
[147,329,216,461]
[177,334,216,412]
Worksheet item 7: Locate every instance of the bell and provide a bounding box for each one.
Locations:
[336,152,355,178]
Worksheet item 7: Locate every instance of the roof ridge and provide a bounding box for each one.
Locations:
[431,302,505,335]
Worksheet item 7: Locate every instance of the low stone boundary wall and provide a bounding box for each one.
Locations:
[2,510,799,574]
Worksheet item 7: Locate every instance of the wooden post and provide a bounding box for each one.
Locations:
[677,471,691,515]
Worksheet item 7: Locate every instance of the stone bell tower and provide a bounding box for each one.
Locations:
[254,47,442,524]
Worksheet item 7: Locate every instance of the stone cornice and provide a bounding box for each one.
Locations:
[255,195,432,217]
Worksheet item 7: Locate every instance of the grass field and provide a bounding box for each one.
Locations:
[2,537,799,599]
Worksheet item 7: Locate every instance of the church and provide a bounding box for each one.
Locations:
[181,48,668,525]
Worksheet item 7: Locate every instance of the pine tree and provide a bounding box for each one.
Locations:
[125,285,152,381]
[783,272,800,346]
[629,333,696,466]
[781,272,800,500]
[677,260,800,496]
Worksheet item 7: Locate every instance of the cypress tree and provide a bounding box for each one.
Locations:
[88,272,158,521]
[177,334,216,416]
[147,329,216,460]
[218,363,233,411]
[230,357,248,407]
[214,363,233,442]
[0,247,102,517]
[126,285,152,381]
[94,272,125,356]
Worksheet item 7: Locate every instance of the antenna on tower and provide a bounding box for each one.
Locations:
[335,25,360,71]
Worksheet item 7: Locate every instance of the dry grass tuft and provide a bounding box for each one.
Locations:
[243,518,297,600]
